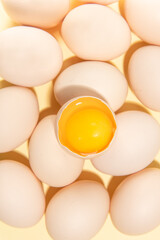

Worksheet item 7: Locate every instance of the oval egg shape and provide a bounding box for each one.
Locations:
[0,26,63,87]
[0,160,45,228]
[1,0,70,29]
[61,4,131,61]
[124,0,160,45]
[54,61,128,112]
[110,168,160,235]
[128,46,160,111]
[46,180,110,240]
[92,111,160,176]
[29,115,84,187]
[0,86,39,153]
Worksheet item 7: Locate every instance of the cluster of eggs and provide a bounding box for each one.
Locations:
[0,0,160,240]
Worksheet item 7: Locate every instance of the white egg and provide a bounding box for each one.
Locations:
[29,115,84,187]
[91,111,160,176]
[0,26,63,87]
[46,180,110,240]
[61,4,131,61]
[54,61,128,112]
[110,168,160,235]
[1,0,70,29]
[0,86,39,153]
[79,0,118,4]
[124,0,160,45]
[0,160,45,228]
[128,46,160,111]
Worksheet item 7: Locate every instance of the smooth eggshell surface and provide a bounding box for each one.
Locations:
[54,61,128,112]
[79,0,118,5]
[0,160,45,228]
[61,4,131,61]
[0,86,39,153]
[0,26,63,87]
[128,46,160,111]
[29,115,84,187]
[92,111,160,176]
[110,168,160,235]
[1,0,70,28]
[124,0,160,45]
[46,180,110,240]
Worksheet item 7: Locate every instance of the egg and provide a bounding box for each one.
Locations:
[46,180,110,240]
[61,4,131,61]
[128,46,160,111]
[56,96,117,159]
[29,115,84,187]
[54,61,128,112]
[124,0,160,45]
[0,86,39,153]
[0,160,45,228]
[92,111,160,176]
[110,168,160,235]
[0,26,63,87]
[1,0,70,29]
[79,0,118,5]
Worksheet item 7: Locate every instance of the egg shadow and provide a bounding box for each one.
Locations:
[116,101,150,114]
[0,151,30,168]
[0,80,13,88]
[46,186,63,209]
[45,170,104,208]
[61,56,83,72]
[147,160,160,169]
[77,170,104,184]
[0,79,37,97]
[70,0,84,10]
[123,41,148,85]
[108,160,160,199]
[107,175,128,199]
[119,0,125,18]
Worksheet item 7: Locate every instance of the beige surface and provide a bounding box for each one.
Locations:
[0,0,160,239]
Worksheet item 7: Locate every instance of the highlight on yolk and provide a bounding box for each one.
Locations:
[65,108,113,154]
[58,97,116,157]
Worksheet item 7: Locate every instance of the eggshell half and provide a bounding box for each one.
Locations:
[0,26,63,87]
[0,160,45,228]
[124,0,160,45]
[79,0,118,5]
[92,111,160,176]
[110,168,160,235]
[61,4,131,61]
[56,96,117,159]
[46,180,110,240]
[54,61,128,112]
[1,0,70,28]
[128,46,160,111]
[29,115,84,187]
[0,86,39,153]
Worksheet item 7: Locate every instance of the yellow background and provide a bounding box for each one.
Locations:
[0,0,160,239]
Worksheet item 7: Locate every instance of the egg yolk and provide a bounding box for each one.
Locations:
[65,108,114,154]
[58,97,116,157]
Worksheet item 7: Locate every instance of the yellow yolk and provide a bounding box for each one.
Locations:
[58,97,116,157]
[65,108,114,154]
